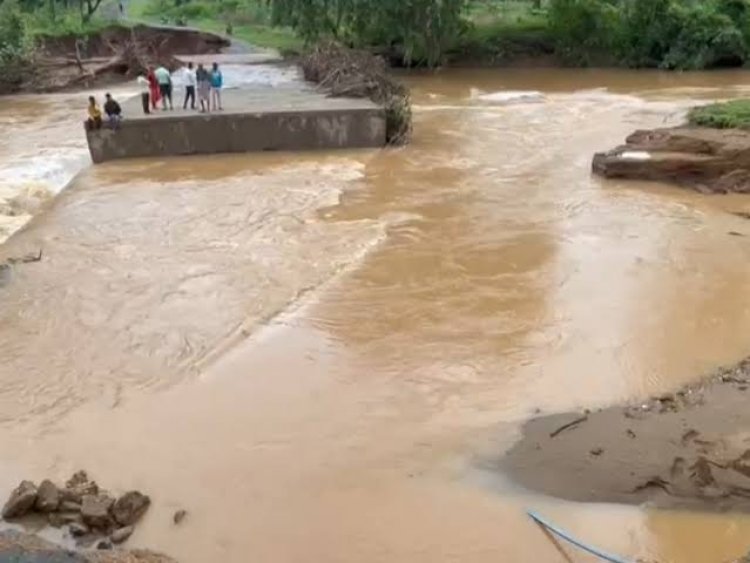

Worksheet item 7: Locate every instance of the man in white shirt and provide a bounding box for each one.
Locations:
[137,74,150,114]
[183,62,197,110]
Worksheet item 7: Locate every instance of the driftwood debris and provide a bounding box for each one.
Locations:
[300,41,412,145]
[549,415,589,438]
[5,248,42,265]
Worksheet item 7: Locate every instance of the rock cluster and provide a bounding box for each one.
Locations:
[1,471,149,548]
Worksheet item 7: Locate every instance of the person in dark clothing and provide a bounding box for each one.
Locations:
[196,63,211,113]
[103,93,122,129]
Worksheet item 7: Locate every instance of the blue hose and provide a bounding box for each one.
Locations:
[527,510,632,563]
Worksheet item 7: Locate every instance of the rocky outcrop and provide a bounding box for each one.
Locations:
[1,471,153,552]
[592,126,750,193]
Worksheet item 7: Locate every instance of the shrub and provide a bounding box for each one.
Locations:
[661,5,745,69]
[547,0,619,65]
[549,0,748,69]
[271,0,467,67]
[0,0,32,91]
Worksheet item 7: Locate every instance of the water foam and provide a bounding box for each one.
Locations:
[0,94,91,242]
[470,89,546,104]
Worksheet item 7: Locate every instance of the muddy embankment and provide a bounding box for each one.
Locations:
[11,24,228,94]
[0,531,174,562]
[501,357,750,514]
[593,126,750,194]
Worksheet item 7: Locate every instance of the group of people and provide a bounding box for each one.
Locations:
[138,62,224,114]
[84,61,224,132]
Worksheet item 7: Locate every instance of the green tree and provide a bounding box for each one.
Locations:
[269,0,467,66]
[0,0,31,91]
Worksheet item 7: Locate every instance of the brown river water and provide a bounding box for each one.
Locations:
[3,67,750,562]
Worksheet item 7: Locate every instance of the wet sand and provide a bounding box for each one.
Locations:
[501,357,750,512]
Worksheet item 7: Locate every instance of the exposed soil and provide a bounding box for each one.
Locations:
[501,357,750,512]
[592,126,750,193]
[38,24,228,59]
[0,530,175,562]
[5,24,228,95]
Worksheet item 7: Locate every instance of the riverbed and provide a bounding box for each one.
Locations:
[2,67,750,562]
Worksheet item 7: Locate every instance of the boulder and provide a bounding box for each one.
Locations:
[35,479,61,512]
[81,494,114,530]
[2,481,38,519]
[112,491,150,526]
[97,539,113,550]
[63,471,99,503]
[49,511,83,528]
[61,500,83,512]
[173,509,187,525]
[69,523,89,537]
[110,525,134,544]
[66,471,90,489]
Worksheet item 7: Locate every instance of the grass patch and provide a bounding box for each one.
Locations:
[191,18,303,54]
[688,99,750,129]
[23,5,126,39]
[450,2,553,63]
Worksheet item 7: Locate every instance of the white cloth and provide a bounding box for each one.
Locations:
[137,75,149,94]
[185,68,196,87]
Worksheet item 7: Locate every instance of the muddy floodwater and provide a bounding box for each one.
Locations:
[3,68,750,562]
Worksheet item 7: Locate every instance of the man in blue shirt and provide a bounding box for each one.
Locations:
[210,62,223,111]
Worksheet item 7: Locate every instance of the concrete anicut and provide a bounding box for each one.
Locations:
[86,90,387,163]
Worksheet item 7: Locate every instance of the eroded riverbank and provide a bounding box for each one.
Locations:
[4,69,750,562]
[501,356,750,512]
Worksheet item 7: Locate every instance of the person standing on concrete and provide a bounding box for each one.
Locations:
[210,62,223,111]
[147,67,161,111]
[137,74,150,114]
[183,62,197,110]
[155,65,173,110]
[196,63,211,113]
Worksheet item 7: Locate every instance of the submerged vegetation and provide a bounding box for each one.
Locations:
[689,100,750,129]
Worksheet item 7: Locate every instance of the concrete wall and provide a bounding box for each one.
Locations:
[86,108,386,163]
